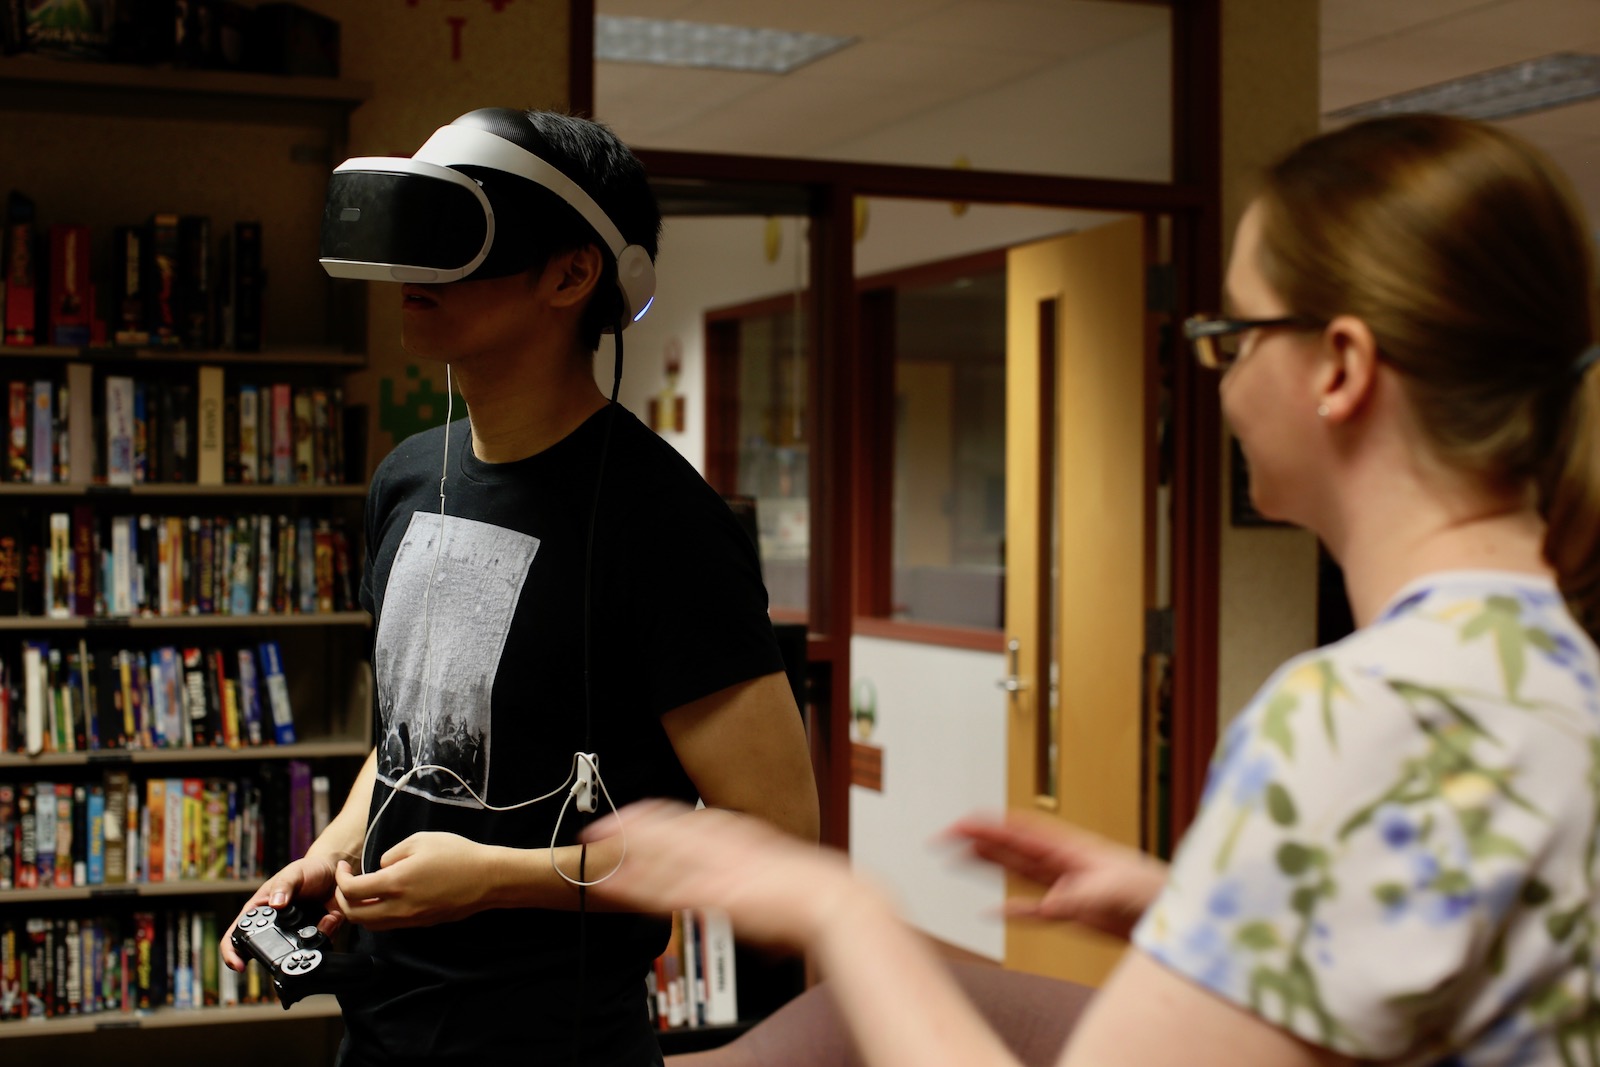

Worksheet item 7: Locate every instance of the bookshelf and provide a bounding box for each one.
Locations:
[0,52,372,1062]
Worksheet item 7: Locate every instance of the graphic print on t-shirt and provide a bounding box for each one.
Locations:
[374,511,539,806]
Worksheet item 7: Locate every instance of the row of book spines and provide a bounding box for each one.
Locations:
[0,765,326,892]
[650,907,738,1031]
[0,639,297,757]
[0,911,282,1022]
[4,508,358,621]
[3,213,262,354]
[6,368,348,487]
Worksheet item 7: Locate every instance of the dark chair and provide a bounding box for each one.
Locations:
[666,960,1094,1067]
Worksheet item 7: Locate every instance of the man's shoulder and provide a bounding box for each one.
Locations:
[373,423,454,484]
[605,406,720,493]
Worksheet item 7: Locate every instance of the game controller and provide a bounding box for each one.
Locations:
[230,902,374,1008]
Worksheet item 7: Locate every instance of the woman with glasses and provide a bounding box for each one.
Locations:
[583,114,1600,1067]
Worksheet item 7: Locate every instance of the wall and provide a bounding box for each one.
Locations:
[848,637,1008,961]
[602,214,810,472]
[286,0,575,476]
[1215,0,1323,724]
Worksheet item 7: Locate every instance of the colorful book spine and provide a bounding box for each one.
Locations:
[0,784,12,891]
[144,213,181,348]
[287,760,312,862]
[47,223,92,346]
[238,383,259,483]
[7,380,29,481]
[271,383,292,483]
[64,362,92,486]
[258,640,296,745]
[4,192,37,347]
[86,784,105,886]
[30,379,51,485]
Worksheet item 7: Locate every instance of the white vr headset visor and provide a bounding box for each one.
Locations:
[319,124,656,326]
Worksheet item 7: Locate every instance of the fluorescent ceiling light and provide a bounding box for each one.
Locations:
[1328,53,1600,122]
[595,15,855,74]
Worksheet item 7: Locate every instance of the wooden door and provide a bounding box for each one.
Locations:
[1002,217,1151,985]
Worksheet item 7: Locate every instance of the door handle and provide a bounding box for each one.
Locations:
[997,637,1028,693]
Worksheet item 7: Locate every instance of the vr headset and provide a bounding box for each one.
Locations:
[318,121,656,328]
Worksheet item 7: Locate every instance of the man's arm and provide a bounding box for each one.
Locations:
[310,748,379,873]
[658,670,819,842]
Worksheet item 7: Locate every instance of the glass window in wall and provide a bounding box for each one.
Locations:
[729,305,809,617]
[883,269,1005,629]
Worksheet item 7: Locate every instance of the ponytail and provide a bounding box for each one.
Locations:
[1543,350,1600,640]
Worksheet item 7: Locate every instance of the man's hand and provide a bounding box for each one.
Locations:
[332,831,504,931]
[221,855,345,971]
[945,810,1168,941]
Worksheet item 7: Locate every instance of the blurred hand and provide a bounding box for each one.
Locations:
[332,831,499,931]
[946,811,1168,941]
[582,799,869,948]
[221,855,345,971]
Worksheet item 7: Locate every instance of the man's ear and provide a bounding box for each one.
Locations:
[1316,314,1379,423]
[545,244,605,312]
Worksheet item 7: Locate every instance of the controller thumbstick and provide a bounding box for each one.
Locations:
[278,904,302,927]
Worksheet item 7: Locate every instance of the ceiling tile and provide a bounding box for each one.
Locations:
[885,0,1166,59]
[797,38,1060,90]
[648,0,958,37]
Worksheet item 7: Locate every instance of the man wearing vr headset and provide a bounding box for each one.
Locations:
[220,108,820,1067]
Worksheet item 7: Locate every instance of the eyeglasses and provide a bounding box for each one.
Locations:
[1183,314,1322,370]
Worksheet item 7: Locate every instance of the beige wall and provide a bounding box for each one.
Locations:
[1215,0,1323,725]
[289,0,574,478]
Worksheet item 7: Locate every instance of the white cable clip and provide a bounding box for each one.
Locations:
[573,752,599,813]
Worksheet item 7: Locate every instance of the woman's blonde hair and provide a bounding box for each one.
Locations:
[1253,115,1600,634]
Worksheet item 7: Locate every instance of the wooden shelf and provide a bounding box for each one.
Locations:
[0,997,340,1038]
[0,611,369,630]
[0,483,365,498]
[0,54,370,108]
[3,877,268,905]
[0,738,370,769]
[0,344,365,367]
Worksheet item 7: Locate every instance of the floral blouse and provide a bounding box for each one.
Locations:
[1134,572,1600,1066]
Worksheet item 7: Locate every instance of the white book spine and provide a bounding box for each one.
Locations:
[22,643,45,756]
[700,907,739,1025]
[105,376,135,487]
[256,513,273,613]
[111,516,132,616]
[197,365,225,486]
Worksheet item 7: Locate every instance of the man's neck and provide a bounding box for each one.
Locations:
[450,355,610,463]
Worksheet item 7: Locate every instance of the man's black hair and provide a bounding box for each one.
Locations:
[451,107,662,352]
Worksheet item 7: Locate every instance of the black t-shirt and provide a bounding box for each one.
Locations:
[340,405,784,1065]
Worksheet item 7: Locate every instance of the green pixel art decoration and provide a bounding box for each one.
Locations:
[379,364,463,445]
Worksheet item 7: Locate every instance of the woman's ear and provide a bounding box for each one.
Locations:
[1316,314,1379,423]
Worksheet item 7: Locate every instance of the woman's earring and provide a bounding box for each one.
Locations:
[1317,403,1330,418]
